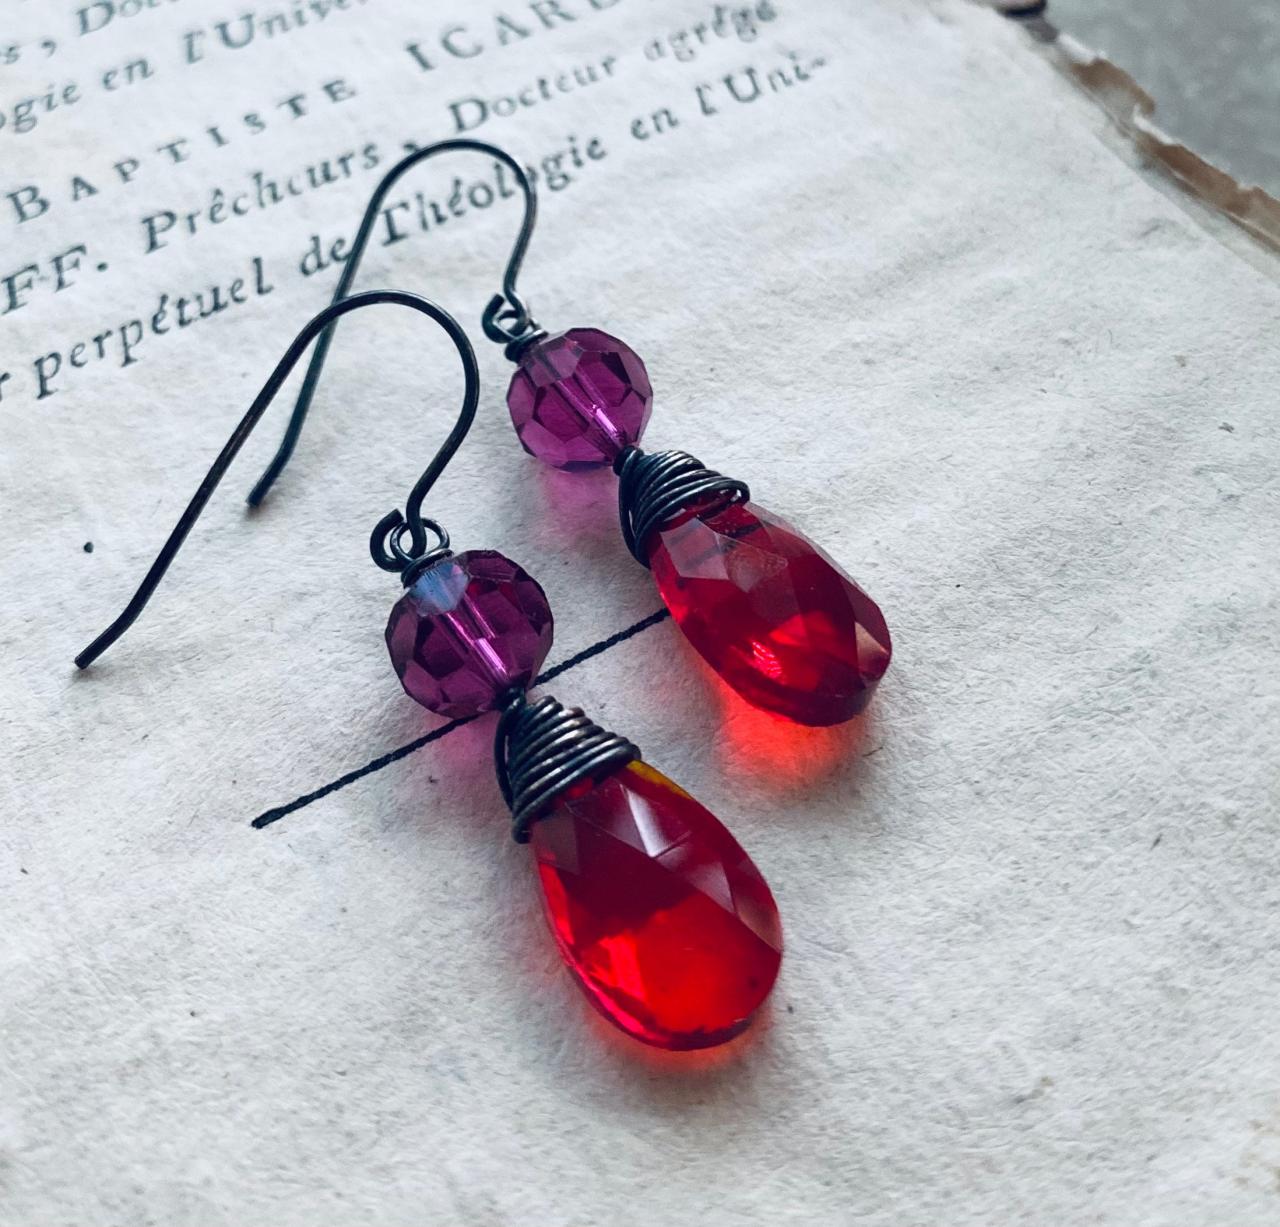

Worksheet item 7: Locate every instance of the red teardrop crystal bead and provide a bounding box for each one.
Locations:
[646,499,891,726]
[529,761,782,1050]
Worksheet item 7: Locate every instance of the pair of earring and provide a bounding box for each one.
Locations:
[77,141,893,1053]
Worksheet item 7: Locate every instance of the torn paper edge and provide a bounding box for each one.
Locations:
[988,5,1280,269]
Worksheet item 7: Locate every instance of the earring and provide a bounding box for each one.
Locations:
[251,138,893,729]
[76,290,783,1052]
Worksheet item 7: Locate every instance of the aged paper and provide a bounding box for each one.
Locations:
[2,1,1279,1223]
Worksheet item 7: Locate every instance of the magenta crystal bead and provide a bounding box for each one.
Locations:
[506,328,653,469]
[385,550,553,719]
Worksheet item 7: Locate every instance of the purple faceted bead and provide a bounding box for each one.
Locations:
[506,328,653,469]
[385,550,554,719]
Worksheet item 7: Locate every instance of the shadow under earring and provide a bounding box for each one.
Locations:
[254,138,892,729]
[77,290,783,1052]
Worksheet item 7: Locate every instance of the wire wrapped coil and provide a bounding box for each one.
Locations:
[614,447,750,566]
[495,692,639,842]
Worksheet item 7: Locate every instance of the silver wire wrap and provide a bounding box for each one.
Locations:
[614,447,750,566]
[495,692,639,842]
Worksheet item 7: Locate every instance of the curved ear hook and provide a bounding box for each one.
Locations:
[75,288,479,671]
[247,138,539,510]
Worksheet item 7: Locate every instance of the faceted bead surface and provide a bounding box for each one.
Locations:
[385,550,553,719]
[529,760,782,1050]
[507,328,653,469]
[646,499,891,726]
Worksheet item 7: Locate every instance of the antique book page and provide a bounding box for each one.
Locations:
[2,1,1278,1223]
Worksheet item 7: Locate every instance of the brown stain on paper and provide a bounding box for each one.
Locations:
[990,2,1280,257]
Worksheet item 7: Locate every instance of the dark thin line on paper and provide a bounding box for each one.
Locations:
[250,609,670,830]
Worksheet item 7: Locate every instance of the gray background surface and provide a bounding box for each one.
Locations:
[1051,0,1280,194]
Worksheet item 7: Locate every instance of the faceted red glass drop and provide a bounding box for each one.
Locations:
[646,499,891,726]
[529,761,782,1050]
